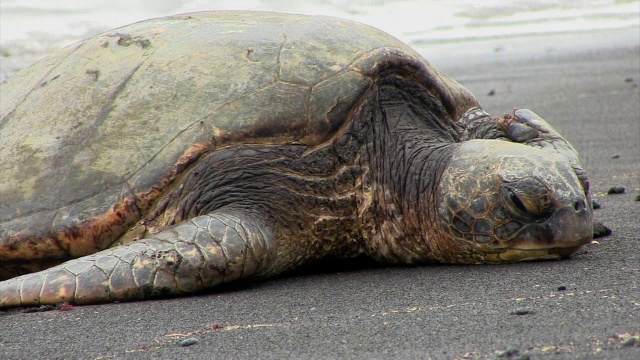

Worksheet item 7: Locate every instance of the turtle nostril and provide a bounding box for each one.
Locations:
[573,199,585,212]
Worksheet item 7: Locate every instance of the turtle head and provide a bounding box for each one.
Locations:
[434,139,593,263]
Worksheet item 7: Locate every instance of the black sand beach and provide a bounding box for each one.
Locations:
[1,28,639,359]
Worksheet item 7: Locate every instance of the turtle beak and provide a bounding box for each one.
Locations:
[505,199,593,260]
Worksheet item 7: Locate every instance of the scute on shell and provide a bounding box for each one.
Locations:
[0,11,478,265]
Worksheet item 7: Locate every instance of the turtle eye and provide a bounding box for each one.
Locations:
[500,179,553,218]
[503,186,529,214]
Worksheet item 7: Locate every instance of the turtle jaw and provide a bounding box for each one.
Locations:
[487,245,587,263]
[501,202,593,261]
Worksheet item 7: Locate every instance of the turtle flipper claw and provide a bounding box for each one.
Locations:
[513,109,560,135]
[497,110,542,141]
[500,109,584,171]
[498,109,563,140]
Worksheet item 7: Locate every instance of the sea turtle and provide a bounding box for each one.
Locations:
[0,11,596,308]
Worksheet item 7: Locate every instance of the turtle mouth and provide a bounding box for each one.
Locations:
[496,239,591,262]
[503,204,593,261]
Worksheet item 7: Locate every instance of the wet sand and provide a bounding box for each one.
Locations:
[0,27,639,359]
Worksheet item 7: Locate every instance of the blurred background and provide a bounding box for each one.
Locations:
[1,0,639,81]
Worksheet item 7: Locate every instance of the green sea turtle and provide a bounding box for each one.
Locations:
[0,11,596,308]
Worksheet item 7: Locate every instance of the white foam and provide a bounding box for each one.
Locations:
[1,0,638,80]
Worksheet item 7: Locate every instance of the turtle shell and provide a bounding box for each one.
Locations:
[0,11,478,269]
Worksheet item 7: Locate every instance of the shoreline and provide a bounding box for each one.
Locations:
[423,25,640,70]
[1,15,639,360]
[1,18,638,82]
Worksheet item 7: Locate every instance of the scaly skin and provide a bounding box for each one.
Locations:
[0,213,275,306]
[436,108,594,263]
[0,73,597,308]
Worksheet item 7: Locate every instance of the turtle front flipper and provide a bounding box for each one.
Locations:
[497,109,593,201]
[0,212,275,308]
[459,108,583,170]
[457,108,509,140]
[460,108,589,191]
[498,109,584,169]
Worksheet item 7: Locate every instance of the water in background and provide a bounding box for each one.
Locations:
[1,0,639,81]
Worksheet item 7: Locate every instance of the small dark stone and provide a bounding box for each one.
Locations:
[511,308,534,315]
[621,336,639,348]
[180,338,200,347]
[22,305,55,313]
[557,285,567,291]
[606,186,625,194]
[611,153,620,159]
[487,89,496,96]
[591,199,601,209]
[635,193,640,201]
[593,222,612,238]
[624,77,633,83]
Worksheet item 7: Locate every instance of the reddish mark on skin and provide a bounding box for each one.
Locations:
[495,114,513,133]
[57,302,74,311]
[208,323,224,330]
[68,143,213,255]
[1,142,214,275]
[59,194,140,257]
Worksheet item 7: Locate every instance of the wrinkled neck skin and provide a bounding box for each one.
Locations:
[347,72,461,264]
[129,71,463,269]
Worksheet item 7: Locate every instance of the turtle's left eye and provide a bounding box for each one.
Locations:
[500,179,553,218]
[505,187,528,214]
[501,185,529,215]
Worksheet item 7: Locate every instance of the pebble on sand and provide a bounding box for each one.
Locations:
[511,308,534,315]
[621,336,639,348]
[180,338,200,347]
[606,186,625,194]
